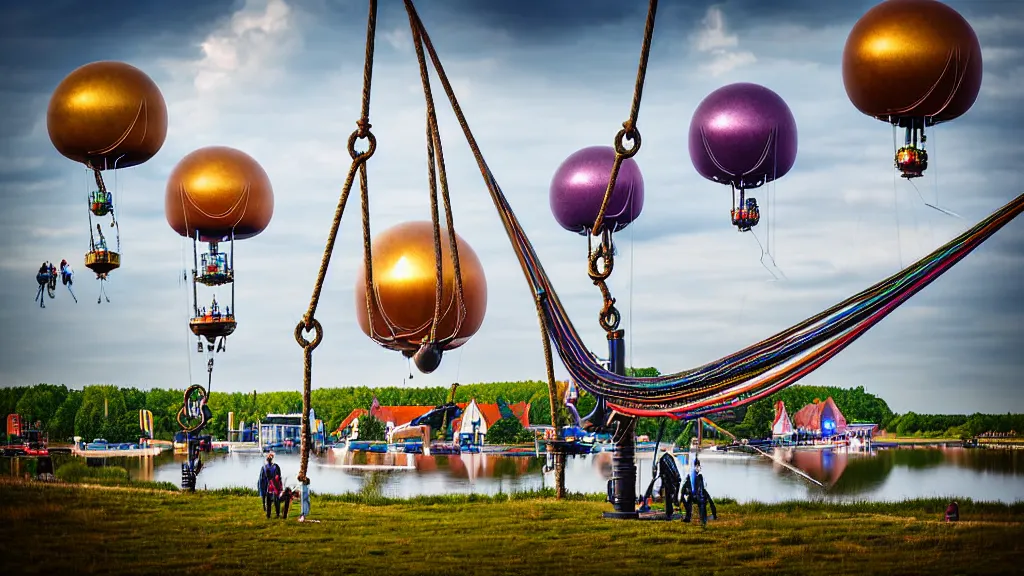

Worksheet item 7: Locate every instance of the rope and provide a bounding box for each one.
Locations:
[295,0,378,486]
[402,0,569,440]
[591,0,658,235]
[408,14,468,348]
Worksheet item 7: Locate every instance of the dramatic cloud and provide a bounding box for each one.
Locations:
[1,0,1022,415]
[693,6,757,76]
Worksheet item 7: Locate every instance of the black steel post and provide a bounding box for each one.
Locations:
[603,329,638,519]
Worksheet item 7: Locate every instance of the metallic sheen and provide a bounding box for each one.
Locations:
[355,221,487,353]
[549,146,644,235]
[165,146,275,241]
[842,0,983,123]
[688,82,798,190]
[47,61,168,169]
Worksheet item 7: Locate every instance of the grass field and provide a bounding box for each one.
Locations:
[1,479,1022,576]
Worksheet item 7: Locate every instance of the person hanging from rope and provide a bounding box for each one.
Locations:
[47,262,57,295]
[60,259,73,285]
[94,223,108,253]
[35,262,52,308]
[59,259,77,303]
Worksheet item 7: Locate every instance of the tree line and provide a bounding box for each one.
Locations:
[2,377,1020,444]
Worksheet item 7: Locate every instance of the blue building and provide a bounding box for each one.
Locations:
[258,411,325,452]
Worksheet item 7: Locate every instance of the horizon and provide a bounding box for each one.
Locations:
[2,0,1023,415]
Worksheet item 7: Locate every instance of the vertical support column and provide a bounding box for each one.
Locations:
[192,232,200,318]
[603,329,638,519]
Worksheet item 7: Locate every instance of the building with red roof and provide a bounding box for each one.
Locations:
[334,400,531,439]
[792,397,847,438]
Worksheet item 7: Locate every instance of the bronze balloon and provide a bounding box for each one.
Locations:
[355,221,488,356]
[842,0,983,124]
[165,146,275,241]
[47,61,168,169]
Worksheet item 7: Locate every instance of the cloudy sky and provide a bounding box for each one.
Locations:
[1,0,1022,414]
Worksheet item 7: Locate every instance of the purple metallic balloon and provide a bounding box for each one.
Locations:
[688,83,798,190]
[549,146,644,235]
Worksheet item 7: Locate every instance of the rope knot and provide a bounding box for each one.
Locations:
[356,118,372,137]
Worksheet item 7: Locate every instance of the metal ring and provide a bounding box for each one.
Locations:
[294,318,324,351]
[600,306,621,332]
[347,129,377,161]
[613,127,641,158]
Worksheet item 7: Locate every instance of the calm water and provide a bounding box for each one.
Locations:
[38,446,1024,503]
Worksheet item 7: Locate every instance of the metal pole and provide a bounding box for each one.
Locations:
[192,232,199,317]
[603,329,638,519]
[230,231,236,316]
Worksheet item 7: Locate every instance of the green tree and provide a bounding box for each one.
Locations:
[75,386,127,441]
[14,384,68,430]
[486,417,533,444]
[358,416,386,441]
[49,390,83,441]
[896,412,919,436]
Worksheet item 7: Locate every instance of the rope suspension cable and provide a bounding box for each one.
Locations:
[402,0,564,420]
[590,0,658,237]
[407,13,468,349]
[295,0,379,485]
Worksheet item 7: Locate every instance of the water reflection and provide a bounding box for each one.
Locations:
[4,446,1022,503]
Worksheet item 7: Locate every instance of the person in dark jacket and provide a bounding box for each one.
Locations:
[258,452,282,518]
[691,459,718,526]
[681,473,694,522]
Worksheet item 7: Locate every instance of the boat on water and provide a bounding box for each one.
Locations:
[72,438,165,457]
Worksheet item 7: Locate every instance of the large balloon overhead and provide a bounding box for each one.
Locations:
[47,61,168,170]
[165,146,275,242]
[842,0,982,178]
[549,146,644,235]
[842,0,982,124]
[688,82,797,232]
[355,221,487,369]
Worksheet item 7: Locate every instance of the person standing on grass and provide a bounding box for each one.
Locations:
[259,452,283,518]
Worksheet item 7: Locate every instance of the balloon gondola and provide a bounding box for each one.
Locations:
[688,82,797,233]
[842,0,983,180]
[165,145,273,371]
[47,60,168,303]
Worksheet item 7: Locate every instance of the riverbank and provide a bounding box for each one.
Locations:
[1,480,1021,575]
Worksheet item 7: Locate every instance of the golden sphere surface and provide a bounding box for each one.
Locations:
[842,0,982,123]
[355,221,487,352]
[165,146,274,241]
[47,61,168,169]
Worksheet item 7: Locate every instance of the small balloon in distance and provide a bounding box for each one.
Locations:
[165,146,275,243]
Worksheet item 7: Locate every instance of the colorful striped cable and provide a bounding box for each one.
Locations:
[478,156,1023,419]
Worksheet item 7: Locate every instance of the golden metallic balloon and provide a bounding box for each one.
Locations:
[47,61,168,169]
[355,221,488,353]
[842,0,982,124]
[165,146,275,241]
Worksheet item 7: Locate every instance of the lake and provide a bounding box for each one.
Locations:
[46,446,1024,503]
